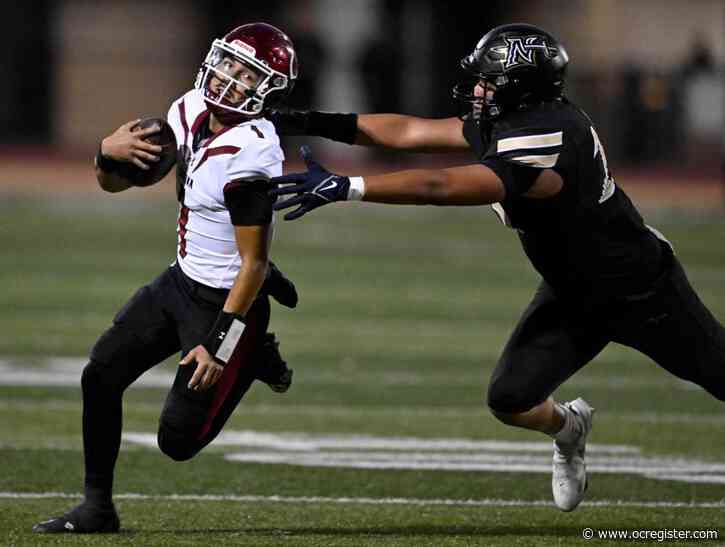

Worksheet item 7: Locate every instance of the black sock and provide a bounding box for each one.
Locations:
[81,360,124,510]
[83,484,113,509]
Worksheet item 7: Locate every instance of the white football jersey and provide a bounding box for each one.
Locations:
[166,89,283,289]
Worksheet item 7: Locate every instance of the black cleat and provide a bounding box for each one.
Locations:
[32,502,120,534]
[254,332,293,393]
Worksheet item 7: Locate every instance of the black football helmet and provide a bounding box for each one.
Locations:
[453,23,569,121]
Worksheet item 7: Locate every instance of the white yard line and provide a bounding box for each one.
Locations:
[122,431,640,454]
[1,491,724,509]
[121,430,725,485]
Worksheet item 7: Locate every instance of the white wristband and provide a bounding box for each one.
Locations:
[347,176,366,201]
[214,318,246,363]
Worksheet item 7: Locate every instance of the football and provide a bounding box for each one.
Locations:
[117,117,177,187]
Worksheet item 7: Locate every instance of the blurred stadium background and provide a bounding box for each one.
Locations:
[2,1,725,545]
[2,0,724,183]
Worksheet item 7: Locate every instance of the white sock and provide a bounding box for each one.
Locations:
[552,402,580,445]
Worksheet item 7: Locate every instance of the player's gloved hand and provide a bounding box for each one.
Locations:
[270,146,350,221]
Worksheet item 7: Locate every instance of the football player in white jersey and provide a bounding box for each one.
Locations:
[34,23,299,534]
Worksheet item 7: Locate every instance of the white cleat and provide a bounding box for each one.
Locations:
[552,398,594,512]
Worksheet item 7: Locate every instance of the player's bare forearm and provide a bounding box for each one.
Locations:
[270,150,506,218]
[224,258,268,315]
[355,114,469,152]
[224,224,271,315]
[362,164,505,206]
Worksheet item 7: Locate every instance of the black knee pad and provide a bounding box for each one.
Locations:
[81,359,127,396]
[157,425,201,462]
[487,380,514,414]
[81,361,99,392]
[83,328,140,397]
[486,375,541,415]
[699,372,725,402]
[156,386,209,462]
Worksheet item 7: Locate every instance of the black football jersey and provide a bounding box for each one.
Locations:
[463,99,668,298]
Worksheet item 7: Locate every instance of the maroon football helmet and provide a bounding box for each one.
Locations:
[195,23,298,119]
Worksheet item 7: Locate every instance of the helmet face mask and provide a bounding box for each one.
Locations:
[453,74,508,121]
[195,23,297,120]
[453,23,568,122]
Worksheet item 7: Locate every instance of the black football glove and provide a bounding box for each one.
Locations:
[269,146,350,221]
[261,261,298,308]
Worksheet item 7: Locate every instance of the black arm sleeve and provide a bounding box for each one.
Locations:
[305,111,358,144]
[482,157,542,199]
[223,180,274,226]
[269,110,358,144]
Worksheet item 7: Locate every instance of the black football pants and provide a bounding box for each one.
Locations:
[82,263,269,494]
[488,250,725,413]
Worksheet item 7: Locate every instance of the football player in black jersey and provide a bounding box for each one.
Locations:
[269,23,725,512]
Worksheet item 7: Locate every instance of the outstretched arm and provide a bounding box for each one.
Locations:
[269,147,506,220]
[354,164,504,205]
[270,147,563,220]
[355,114,469,152]
[270,110,470,152]
[362,163,563,205]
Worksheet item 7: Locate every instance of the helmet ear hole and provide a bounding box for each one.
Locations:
[550,44,569,73]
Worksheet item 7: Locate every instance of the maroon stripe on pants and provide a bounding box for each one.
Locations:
[196,304,262,440]
[177,206,190,258]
